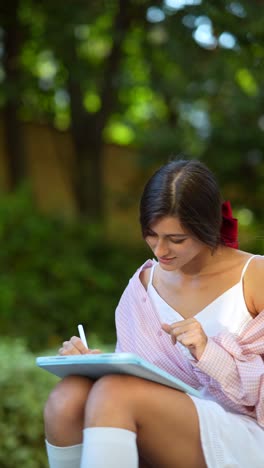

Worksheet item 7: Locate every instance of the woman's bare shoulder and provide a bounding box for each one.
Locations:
[243,254,264,314]
[251,253,264,266]
[139,267,152,291]
[246,254,264,277]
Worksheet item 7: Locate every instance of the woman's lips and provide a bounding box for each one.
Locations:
[158,257,176,264]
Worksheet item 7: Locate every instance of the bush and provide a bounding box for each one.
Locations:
[0,187,148,350]
[0,339,58,468]
[0,335,116,467]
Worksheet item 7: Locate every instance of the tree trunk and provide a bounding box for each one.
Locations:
[2,0,26,189]
[66,58,105,219]
[3,103,26,190]
[74,144,104,219]
[66,0,134,220]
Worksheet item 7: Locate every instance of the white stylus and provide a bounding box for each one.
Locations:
[78,324,89,348]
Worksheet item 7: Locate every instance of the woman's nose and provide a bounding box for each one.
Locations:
[153,239,169,257]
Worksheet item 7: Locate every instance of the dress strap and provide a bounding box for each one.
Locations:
[240,255,257,280]
[147,261,156,289]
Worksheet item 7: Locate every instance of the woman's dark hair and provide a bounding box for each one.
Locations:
[139,158,222,248]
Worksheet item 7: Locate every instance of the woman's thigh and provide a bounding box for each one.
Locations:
[135,382,205,468]
[85,375,206,468]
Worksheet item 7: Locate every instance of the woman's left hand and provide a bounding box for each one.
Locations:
[161,318,208,360]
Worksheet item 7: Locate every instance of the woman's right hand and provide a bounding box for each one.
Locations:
[58,336,101,355]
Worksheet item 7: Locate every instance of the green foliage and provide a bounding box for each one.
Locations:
[0,339,57,468]
[0,187,148,351]
[1,0,264,221]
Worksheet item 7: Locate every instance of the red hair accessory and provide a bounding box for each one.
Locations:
[220,201,238,249]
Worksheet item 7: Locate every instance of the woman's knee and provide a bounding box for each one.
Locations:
[44,375,93,427]
[87,374,139,406]
[84,374,145,428]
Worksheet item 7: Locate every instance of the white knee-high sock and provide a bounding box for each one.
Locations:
[45,440,82,468]
[80,427,138,468]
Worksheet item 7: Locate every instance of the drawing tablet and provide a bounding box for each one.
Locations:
[36,353,201,397]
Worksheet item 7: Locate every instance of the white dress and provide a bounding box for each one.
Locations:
[147,256,264,468]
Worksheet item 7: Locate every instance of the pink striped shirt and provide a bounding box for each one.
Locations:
[115,260,264,427]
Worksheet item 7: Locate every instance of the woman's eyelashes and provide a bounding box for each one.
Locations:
[170,238,186,244]
[145,231,187,244]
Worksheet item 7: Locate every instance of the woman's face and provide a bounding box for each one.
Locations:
[145,216,207,272]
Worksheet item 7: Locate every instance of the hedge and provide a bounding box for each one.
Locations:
[0,187,148,351]
[0,340,58,467]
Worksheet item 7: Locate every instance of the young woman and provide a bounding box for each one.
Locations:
[44,159,264,468]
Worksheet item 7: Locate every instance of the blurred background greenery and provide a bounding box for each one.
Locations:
[0,0,264,466]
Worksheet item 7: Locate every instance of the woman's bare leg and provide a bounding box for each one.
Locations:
[44,375,94,446]
[139,458,152,468]
[84,374,206,468]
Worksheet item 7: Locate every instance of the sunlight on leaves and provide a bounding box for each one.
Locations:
[84,92,101,113]
[104,121,135,145]
[235,68,258,96]
[35,50,58,80]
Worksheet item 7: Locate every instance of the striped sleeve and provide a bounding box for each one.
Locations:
[192,311,264,423]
